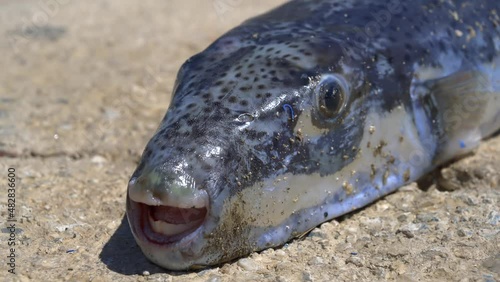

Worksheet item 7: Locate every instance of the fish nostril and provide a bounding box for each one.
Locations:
[151,188,162,202]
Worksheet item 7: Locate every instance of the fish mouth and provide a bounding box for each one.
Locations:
[127,196,208,246]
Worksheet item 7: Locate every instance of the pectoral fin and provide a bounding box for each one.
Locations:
[412,67,499,164]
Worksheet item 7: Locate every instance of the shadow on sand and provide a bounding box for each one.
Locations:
[99,215,188,275]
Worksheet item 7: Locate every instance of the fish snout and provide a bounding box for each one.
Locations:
[127,167,209,245]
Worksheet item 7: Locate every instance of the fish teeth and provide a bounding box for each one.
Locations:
[148,214,202,236]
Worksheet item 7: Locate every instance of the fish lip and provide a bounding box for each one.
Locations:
[126,195,208,248]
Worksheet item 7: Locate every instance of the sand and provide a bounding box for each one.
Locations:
[0,0,498,281]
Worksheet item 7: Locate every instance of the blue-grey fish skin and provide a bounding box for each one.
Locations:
[126,0,500,270]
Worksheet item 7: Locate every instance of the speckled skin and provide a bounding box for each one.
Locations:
[127,0,500,270]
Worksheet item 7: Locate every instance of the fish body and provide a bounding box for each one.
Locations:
[126,0,500,270]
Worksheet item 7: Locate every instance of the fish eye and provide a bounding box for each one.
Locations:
[315,75,347,119]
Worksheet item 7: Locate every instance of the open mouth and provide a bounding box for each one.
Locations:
[126,170,210,246]
[129,200,208,245]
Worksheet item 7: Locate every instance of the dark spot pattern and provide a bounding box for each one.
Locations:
[130,0,499,267]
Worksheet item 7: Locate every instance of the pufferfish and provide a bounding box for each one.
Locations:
[126,0,500,270]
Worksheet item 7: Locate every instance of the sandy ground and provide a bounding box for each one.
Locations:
[0,1,498,281]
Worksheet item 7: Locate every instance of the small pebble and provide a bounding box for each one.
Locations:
[345,256,364,267]
[415,213,439,223]
[205,275,221,282]
[91,155,107,164]
[392,261,407,275]
[142,270,150,276]
[308,229,327,239]
[481,254,500,273]
[487,210,499,225]
[308,256,324,265]
[275,249,286,257]
[461,196,476,206]
[396,228,415,238]
[457,229,466,237]
[237,258,259,271]
[302,271,313,281]
[276,276,289,282]
[397,214,408,222]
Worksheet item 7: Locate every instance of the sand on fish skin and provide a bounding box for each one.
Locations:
[0,1,498,281]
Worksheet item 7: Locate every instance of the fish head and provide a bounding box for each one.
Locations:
[127,30,369,270]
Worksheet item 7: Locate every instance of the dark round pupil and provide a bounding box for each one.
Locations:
[323,83,341,111]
